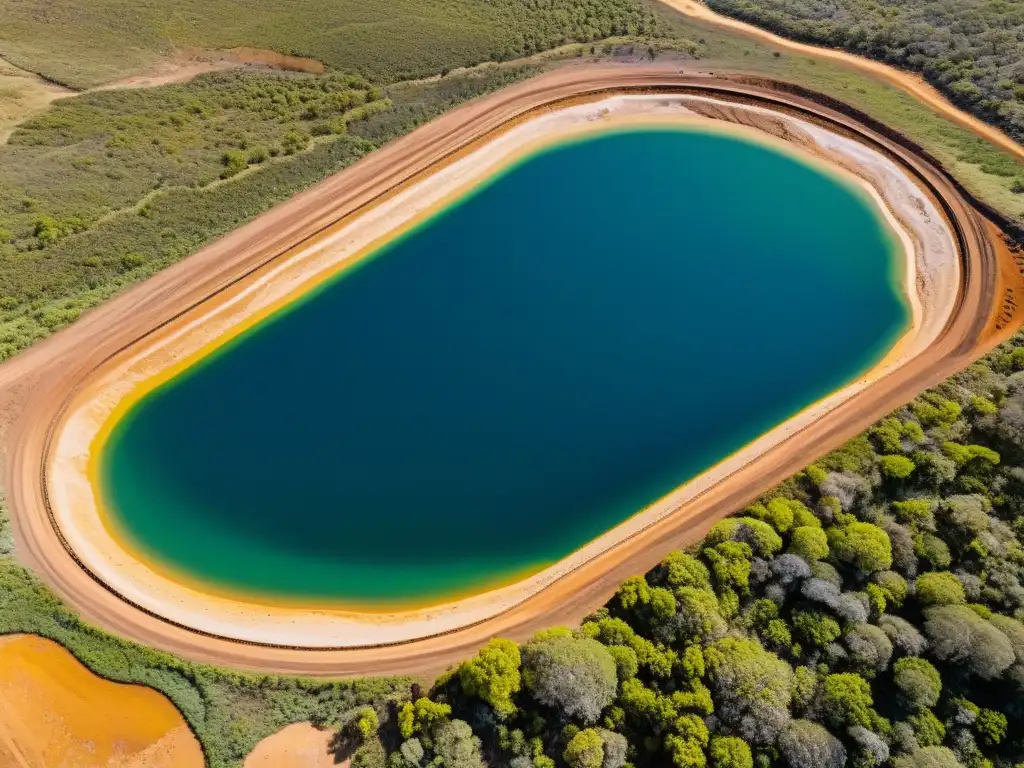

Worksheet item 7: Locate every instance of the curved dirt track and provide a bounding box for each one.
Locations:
[0,65,1012,677]
[668,0,1024,163]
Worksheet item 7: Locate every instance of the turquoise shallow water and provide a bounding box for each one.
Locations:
[100,126,909,606]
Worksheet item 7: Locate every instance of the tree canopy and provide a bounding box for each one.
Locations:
[338,331,1024,768]
[522,634,618,725]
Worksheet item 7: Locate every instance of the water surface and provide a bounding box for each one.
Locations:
[100,127,908,606]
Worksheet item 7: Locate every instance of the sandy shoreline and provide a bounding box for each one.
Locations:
[0,68,1008,674]
[46,94,958,646]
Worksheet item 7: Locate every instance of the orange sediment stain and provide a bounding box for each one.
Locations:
[0,634,203,768]
[227,48,325,74]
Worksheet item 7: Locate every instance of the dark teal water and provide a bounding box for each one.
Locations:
[101,127,908,606]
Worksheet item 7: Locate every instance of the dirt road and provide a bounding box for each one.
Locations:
[667,0,1024,163]
[0,65,1013,677]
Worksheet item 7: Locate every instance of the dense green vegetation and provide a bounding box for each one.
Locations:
[324,328,1024,768]
[0,0,658,88]
[706,0,1024,147]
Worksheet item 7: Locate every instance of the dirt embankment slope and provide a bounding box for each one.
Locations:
[0,65,1019,677]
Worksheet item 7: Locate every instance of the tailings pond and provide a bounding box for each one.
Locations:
[98,126,909,607]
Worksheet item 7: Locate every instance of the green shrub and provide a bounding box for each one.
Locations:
[914,572,966,606]
[247,146,270,164]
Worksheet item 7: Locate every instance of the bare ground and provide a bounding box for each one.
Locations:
[89,47,324,93]
[244,723,341,768]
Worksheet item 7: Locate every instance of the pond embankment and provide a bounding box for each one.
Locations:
[0,68,1004,675]
[49,91,956,645]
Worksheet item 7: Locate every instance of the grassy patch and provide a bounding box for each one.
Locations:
[1,70,386,241]
[0,495,12,556]
[0,0,659,88]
